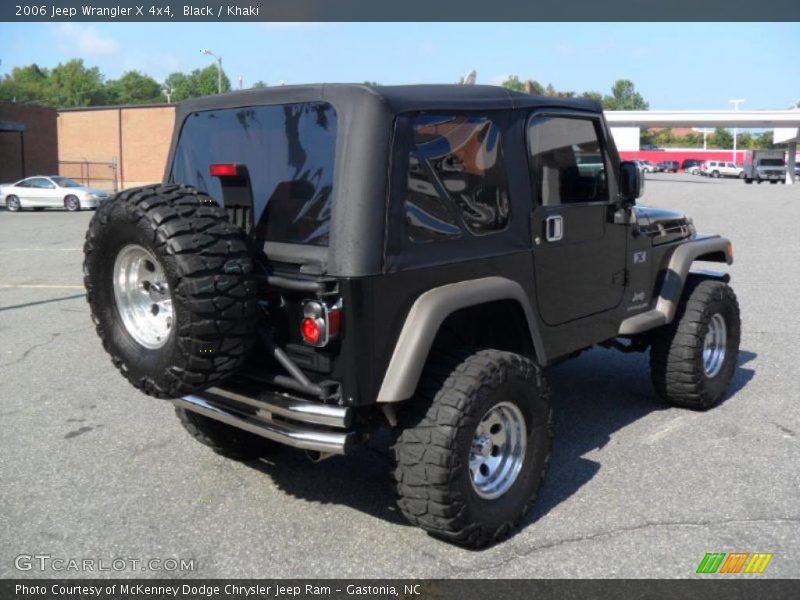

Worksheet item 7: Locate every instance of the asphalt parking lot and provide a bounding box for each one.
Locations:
[1,173,798,579]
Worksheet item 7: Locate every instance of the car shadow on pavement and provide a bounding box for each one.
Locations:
[520,346,756,536]
[244,430,410,526]
[242,346,757,539]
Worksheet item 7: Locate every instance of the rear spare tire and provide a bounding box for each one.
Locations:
[84,184,258,398]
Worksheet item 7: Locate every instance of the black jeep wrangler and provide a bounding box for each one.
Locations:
[84,84,740,547]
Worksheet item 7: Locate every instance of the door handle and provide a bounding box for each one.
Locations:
[545,215,563,242]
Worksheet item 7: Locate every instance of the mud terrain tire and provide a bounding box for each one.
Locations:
[84,184,257,399]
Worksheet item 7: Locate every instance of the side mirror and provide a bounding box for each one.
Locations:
[619,161,643,203]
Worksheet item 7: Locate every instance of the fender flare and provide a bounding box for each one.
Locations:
[619,236,733,335]
[375,276,545,403]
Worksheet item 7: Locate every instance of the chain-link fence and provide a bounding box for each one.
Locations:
[59,159,118,192]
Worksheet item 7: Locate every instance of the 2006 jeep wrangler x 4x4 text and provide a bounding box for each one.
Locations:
[84,84,740,547]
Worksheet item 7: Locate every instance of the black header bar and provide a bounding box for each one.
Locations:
[2,0,800,21]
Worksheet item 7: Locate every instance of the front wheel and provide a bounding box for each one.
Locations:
[65,195,81,211]
[393,349,552,548]
[738,172,745,179]
[6,195,21,212]
[650,280,740,410]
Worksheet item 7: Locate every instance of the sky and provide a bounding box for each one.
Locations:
[1,22,798,110]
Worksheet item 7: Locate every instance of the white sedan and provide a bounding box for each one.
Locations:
[0,176,111,212]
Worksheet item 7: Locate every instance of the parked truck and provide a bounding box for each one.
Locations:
[743,150,786,184]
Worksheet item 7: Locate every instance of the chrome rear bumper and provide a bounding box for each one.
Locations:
[174,383,357,455]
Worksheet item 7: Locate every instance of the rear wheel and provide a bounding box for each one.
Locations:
[650,280,740,410]
[711,171,720,178]
[6,195,21,212]
[83,184,258,398]
[393,349,552,548]
[65,195,80,211]
[175,407,277,459]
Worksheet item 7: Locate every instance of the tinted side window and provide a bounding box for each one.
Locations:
[29,178,54,189]
[171,102,337,246]
[528,116,609,205]
[405,114,510,243]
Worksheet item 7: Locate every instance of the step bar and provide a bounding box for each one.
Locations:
[174,385,356,455]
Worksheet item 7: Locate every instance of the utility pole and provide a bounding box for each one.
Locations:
[729,98,745,163]
[200,48,223,94]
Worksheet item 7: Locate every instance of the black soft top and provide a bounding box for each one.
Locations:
[175,83,601,117]
[165,84,602,278]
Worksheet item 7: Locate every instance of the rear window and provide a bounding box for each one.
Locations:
[170,102,337,246]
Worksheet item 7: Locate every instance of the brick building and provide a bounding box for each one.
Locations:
[57,104,176,190]
[0,102,58,183]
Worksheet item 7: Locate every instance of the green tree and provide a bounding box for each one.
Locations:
[0,64,51,104]
[250,80,268,88]
[754,131,775,149]
[48,59,107,107]
[501,75,526,92]
[652,128,674,147]
[164,72,194,102]
[581,91,603,103]
[736,132,755,150]
[711,127,733,149]
[163,66,231,102]
[192,64,231,96]
[106,70,163,105]
[603,79,649,110]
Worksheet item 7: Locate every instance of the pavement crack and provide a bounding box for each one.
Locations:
[774,423,796,437]
[450,516,800,575]
[0,326,92,368]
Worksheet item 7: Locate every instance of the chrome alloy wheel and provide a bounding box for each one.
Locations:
[113,244,173,349]
[469,401,527,500]
[702,313,727,378]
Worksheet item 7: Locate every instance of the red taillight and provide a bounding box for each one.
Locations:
[301,300,342,347]
[301,317,322,345]
[209,163,241,177]
[327,308,342,337]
